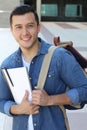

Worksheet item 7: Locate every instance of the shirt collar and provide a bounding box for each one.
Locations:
[37,37,51,55]
[16,37,51,58]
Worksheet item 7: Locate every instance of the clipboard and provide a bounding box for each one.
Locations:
[2,67,32,104]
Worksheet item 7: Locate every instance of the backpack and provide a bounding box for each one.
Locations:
[54,36,87,72]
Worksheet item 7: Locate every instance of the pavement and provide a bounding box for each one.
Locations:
[0,22,87,130]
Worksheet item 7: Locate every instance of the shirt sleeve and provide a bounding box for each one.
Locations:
[66,89,79,105]
[59,49,87,105]
[0,66,16,116]
[4,101,16,116]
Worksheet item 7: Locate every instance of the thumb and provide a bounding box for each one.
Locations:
[22,90,29,102]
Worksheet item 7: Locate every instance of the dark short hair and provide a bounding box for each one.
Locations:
[10,4,39,26]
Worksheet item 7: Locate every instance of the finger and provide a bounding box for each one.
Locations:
[34,110,39,114]
[34,86,39,90]
[33,105,40,110]
[33,105,40,114]
[22,90,28,102]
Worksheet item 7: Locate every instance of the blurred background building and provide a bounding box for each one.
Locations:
[20,0,87,22]
[0,0,87,28]
[0,0,20,27]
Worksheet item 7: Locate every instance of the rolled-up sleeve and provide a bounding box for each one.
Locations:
[59,49,87,105]
[66,89,79,105]
[4,101,16,116]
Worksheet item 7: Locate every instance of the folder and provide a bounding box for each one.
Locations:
[2,67,32,104]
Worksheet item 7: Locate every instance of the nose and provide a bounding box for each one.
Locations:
[22,27,29,35]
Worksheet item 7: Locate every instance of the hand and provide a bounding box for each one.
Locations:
[32,89,51,106]
[10,91,40,115]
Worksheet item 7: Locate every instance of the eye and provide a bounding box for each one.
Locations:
[16,26,22,29]
[14,25,22,31]
[27,24,34,29]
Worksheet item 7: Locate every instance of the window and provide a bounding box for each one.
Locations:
[65,4,82,17]
[41,4,58,16]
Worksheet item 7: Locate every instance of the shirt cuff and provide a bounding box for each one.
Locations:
[66,89,79,105]
[4,101,16,116]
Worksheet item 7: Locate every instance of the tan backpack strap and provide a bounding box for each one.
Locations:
[59,106,70,130]
[36,45,70,130]
[36,46,57,90]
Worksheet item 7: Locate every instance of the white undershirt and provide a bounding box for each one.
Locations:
[22,56,34,130]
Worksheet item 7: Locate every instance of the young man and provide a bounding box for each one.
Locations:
[0,4,87,130]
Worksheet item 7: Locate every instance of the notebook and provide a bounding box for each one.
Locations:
[2,67,32,104]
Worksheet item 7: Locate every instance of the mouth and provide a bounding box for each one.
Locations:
[22,37,31,42]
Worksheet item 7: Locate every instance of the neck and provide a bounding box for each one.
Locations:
[22,41,40,62]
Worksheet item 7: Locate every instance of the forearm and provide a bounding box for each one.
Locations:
[32,90,72,106]
[48,93,72,106]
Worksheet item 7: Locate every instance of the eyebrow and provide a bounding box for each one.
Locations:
[14,24,22,27]
[13,22,35,27]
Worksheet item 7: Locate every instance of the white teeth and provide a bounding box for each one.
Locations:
[22,38,30,41]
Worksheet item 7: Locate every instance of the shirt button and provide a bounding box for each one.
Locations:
[34,123,37,126]
[48,74,51,77]
[29,77,32,80]
[31,61,34,64]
